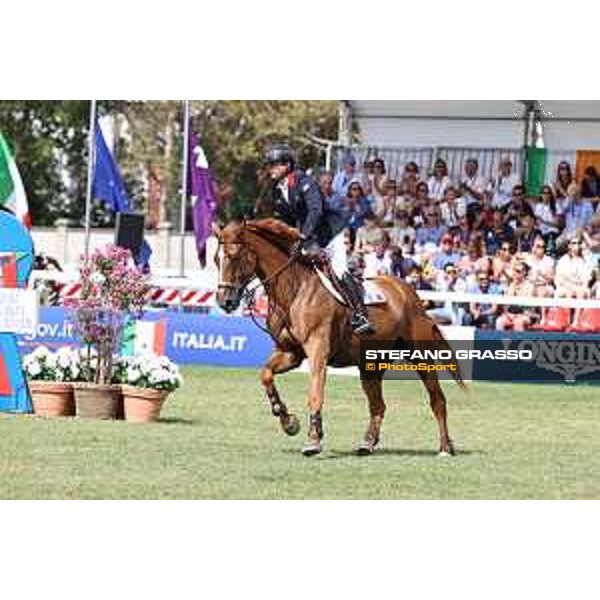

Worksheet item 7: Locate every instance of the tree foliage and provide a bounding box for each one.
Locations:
[0,100,339,227]
[0,100,88,225]
[191,101,338,218]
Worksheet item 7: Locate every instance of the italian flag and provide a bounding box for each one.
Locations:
[121,319,167,356]
[0,133,31,228]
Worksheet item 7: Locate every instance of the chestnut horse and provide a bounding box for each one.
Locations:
[214,219,464,457]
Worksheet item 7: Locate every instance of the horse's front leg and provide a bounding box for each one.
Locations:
[301,339,329,457]
[260,348,303,436]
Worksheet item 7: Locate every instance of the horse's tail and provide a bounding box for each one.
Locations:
[431,321,467,389]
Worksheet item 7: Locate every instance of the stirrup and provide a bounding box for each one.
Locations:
[352,314,376,335]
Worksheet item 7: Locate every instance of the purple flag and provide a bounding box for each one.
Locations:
[189,130,217,267]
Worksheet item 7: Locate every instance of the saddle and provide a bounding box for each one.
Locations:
[312,259,387,306]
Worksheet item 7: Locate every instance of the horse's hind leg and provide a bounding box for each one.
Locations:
[301,338,329,457]
[417,370,454,456]
[260,349,303,436]
[356,378,386,455]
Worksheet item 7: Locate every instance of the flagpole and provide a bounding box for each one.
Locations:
[179,100,191,277]
[84,99,97,260]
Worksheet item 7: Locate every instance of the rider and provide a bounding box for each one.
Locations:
[264,143,375,336]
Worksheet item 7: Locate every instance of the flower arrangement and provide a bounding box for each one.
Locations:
[66,245,150,385]
[113,354,184,393]
[23,346,81,382]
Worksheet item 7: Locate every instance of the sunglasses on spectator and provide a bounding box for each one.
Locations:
[501,246,511,252]
[514,268,526,275]
[534,243,545,249]
[570,240,582,245]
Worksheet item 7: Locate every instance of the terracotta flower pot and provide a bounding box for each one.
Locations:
[29,381,75,417]
[121,385,169,422]
[73,383,120,419]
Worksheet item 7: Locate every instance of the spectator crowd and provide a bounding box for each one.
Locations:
[322,154,600,330]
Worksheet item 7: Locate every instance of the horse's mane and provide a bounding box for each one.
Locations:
[244,219,301,254]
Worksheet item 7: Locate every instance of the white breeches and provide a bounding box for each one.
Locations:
[324,232,349,279]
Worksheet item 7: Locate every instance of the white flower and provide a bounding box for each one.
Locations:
[89,272,106,285]
[127,367,141,383]
[56,348,72,369]
[27,362,42,377]
[149,368,171,384]
[32,346,50,359]
[138,357,153,376]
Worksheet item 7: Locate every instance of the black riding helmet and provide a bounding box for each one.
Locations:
[265,143,295,169]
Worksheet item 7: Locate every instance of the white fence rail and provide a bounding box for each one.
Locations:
[29,271,600,311]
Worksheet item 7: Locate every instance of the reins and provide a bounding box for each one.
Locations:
[218,235,300,344]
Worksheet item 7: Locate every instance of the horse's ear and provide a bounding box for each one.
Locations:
[211,222,222,237]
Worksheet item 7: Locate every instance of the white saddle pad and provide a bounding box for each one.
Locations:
[314,268,387,305]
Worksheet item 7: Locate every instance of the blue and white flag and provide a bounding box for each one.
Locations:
[92,119,152,269]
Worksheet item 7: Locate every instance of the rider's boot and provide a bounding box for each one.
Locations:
[339,273,376,336]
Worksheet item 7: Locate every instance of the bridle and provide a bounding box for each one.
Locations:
[217,239,297,292]
[216,236,300,341]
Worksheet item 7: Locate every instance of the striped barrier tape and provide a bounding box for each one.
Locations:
[50,283,217,307]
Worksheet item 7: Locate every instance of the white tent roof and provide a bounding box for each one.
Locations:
[349,101,528,121]
[347,101,600,149]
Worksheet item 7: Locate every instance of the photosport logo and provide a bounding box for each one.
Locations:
[360,338,600,383]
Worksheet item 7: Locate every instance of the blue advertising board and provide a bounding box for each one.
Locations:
[473,329,600,384]
[18,308,600,384]
[16,308,275,369]
[165,312,274,367]
[18,307,78,353]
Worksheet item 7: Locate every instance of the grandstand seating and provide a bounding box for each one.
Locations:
[566,308,600,333]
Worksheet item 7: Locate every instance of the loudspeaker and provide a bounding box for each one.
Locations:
[115,212,145,258]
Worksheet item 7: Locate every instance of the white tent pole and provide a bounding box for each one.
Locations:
[179,100,190,277]
[84,99,97,260]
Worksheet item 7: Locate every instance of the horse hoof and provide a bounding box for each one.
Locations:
[356,443,374,456]
[302,440,322,457]
[438,450,453,458]
[356,437,379,456]
[281,414,300,436]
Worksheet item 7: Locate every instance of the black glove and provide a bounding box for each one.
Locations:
[291,237,320,260]
[301,240,322,260]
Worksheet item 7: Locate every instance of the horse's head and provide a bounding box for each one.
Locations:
[214,218,302,313]
[213,221,257,313]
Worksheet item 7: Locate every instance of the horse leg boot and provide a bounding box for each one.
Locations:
[356,378,386,455]
[338,273,376,336]
[302,341,329,457]
[260,349,303,436]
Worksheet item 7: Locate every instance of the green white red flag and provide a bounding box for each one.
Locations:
[0,132,31,228]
